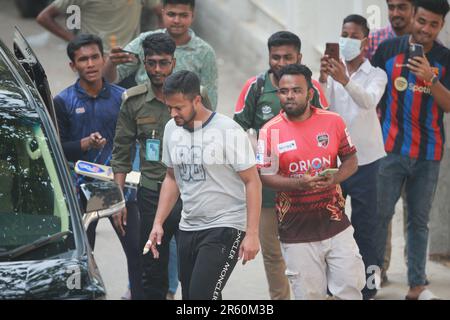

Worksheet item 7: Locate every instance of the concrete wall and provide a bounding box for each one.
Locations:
[430,116,450,258]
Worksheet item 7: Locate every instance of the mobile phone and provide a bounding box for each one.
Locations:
[325,43,340,61]
[119,49,139,59]
[318,168,339,177]
[409,43,424,59]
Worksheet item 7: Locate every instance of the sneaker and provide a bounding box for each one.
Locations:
[405,288,440,300]
[363,290,377,300]
[166,292,175,300]
[121,289,131,300]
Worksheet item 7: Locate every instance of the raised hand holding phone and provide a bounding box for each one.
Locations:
[409,43,424,59]
[109,47,139,65]
[407,43,436,84]
[325,43,340,61]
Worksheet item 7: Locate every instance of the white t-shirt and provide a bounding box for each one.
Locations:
[162,113,256,232]
[323,59,387,166]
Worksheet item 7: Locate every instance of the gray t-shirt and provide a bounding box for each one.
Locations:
[162,113,256,232]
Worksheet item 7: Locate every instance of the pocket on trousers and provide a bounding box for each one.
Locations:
[378,154,404,177]
[220,228,243,260]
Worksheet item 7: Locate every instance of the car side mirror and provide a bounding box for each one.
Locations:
[80,181,125,230]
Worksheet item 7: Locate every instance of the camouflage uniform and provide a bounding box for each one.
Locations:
[112,82,169,189]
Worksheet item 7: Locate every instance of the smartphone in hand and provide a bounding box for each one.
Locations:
[409,43,424,59]
[318,168,339,177]
[118,49,139,59]
[325,43,340,61]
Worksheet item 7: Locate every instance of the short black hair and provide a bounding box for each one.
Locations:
[267,31,301,52]
[414,0,450,19]
[142,33,176,57]
[163,0,195,9]
[163,70,200,100]
[343,14,370,37]
[278,64,313,90]
[67,34,103,62]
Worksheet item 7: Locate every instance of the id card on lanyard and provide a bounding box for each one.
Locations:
[145,130,160,162]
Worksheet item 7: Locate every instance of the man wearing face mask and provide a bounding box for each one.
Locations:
[319,15,387,300]
[234,31,328,300]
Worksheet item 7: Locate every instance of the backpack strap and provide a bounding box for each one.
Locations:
[253,72,266,104]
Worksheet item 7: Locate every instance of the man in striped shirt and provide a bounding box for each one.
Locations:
[372,0,450,300]
[367,0,415,287]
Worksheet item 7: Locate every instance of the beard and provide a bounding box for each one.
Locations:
[271,68,282,81]
[391,16,406,30]
[282,101,308,118]
[175,108,197,128]
[147,72,165,88]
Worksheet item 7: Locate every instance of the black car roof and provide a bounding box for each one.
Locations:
[0,39,40,118]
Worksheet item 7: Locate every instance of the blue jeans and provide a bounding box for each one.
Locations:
[168,236,179,295]
[376,153,440,287]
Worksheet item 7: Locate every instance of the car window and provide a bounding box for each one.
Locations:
[0,80,74,259]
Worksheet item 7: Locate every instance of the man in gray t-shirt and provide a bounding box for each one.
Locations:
[163,113,256,232]
[144,71,261,300]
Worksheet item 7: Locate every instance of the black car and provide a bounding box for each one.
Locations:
[0,28,125,300]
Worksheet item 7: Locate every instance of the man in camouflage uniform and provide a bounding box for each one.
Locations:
[111,32,180,300]
[104,0,218,110]
[233,31,328,300]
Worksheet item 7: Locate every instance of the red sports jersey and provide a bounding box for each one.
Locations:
[257,107,356,243]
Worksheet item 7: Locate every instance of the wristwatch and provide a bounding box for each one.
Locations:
[431,74,439,85]
[425,74,438,86]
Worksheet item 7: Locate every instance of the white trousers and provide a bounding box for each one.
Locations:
[281,226,366,300]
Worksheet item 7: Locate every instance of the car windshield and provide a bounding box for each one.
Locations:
[0,79,75,260]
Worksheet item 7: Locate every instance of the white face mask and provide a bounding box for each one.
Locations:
[339,37,362,61]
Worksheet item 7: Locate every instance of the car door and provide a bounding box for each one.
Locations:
[13,27,58,131]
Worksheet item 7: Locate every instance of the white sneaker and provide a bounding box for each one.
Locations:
[121,289,131,300]
[166,292,176,300]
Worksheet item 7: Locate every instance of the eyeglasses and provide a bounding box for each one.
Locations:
[143,59,173,68]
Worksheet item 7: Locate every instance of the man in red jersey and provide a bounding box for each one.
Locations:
[257,64,365,300]
[234,31,328,301]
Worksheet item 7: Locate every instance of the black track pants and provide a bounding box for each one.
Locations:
[178,227,245,300]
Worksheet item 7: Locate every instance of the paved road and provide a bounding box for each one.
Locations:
[1,0,449,300]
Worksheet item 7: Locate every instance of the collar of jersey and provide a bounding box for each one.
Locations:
[75,78,111,100]
[183,112,217,132]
